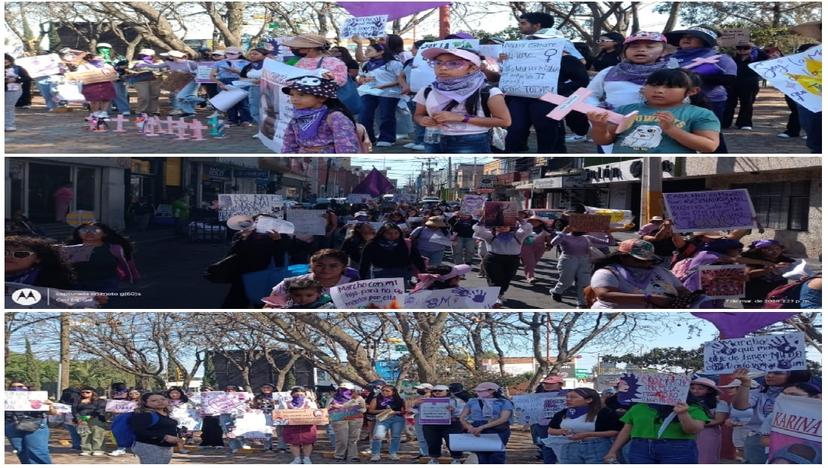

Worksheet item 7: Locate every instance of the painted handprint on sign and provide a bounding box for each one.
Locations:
[770,335,797,354]
[711,341,738,356]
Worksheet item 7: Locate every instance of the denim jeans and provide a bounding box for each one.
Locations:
[709,100,729,153]
[112,80,131,114]
[627,438,698,464]
[471,421,510,464]
[35,76,56,110]
[550,254,593,307]
[505,95,564,153]
[797,104,821,154]
[6,419,53,464]
[5,89,22,128]
[414,414,428,455]
[371,415,405,455]
[219,414,243,450]
[743,433,767,464]
[530,423,546,457]
[65,422,82,449]
[422,249,445,268]
[452,237,476,265]
[425,132,490,153]
[406,99,425,144]
[173,80,200,114]
[219,78,252,124]
[558,438,612,464]
[359,95,398,143]
[247,84,261,124]
[541,445,558,464]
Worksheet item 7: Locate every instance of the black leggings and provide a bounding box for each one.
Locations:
[423,421,463,459]
[483,253,521,296]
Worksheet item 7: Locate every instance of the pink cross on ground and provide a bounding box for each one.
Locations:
[682,54,722,69]
[144,116,160,137]
[111,114,127,132]
[189,120,207,141]
[87,117,97,132]
[540,87,638,134]
[175,118,190,140]
[163,117,177,134]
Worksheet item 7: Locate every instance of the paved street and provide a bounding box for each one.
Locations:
[5,87,809,154]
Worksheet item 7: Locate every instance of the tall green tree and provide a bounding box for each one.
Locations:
[23,338,41,390]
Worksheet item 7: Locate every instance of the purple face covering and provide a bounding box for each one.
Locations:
[566,406,590,419]
[672,47,723,75]
[431,71,486,103]
[291,396,305,407]
[292,105,329,140]
[334,389,352,403]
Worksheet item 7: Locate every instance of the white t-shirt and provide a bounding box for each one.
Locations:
[560,414,597,434]
[413,85,503,136]
[590,265,684,309]
[363,60,403,97]
[585,66,645,110]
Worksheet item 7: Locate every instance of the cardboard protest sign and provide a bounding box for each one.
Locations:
[699,264,747,299]
[512,393,567,425]
[200,391,249,416]
[767,394,821,463]
[419,398,452,425]
[217,194,284,221]
[272,408,329,426]
[567,213,611,233]
[286,208,328,235]
[16,54,62,78]
[404,286,501,309]
[749,45,821,112]
[232,410,272,439]
[105,400,137,413]
[500,39,566,98]
[585,206,634,228]
[461,194,486,214]
[409,38,480,92]
[254,216,293,235]
[328,404,363,422]
[718,28,750,48]
[5,391,49,411]
[195,61,216,83]
[65,67,119,84]
[703,332,806,374]
[482,201,519,227]
[329,278,405,309]
[170,405,203,431]
[662,189,756,232]
[617,372,691,406]
[341,15,388,39]
[532,209,565,221]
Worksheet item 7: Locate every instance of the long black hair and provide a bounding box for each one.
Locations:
[325,97,357,124]
[385,34,405,56]
[434,48,488,116]
[5,235,76,288]
[687,388,718,417]
[761,370,812,393]
[645,68,710,108]
[67,222,134,259]
[165,386,189,403]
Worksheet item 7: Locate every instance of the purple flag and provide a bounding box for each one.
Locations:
[351,168,395,197]
[338,2,450,21]
[691,312,798,339]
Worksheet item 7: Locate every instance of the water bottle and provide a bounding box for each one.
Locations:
[423,127,442,145]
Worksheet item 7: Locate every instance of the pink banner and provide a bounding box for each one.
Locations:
[338,2,450,21]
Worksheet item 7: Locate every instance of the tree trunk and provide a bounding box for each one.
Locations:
[60,313,71,391]
[631,2,640,33]
[662,2,682,34]
[771,2,782,28]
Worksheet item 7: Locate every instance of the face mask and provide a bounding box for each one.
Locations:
[290,48,307,57]
[416,389,427,395]
[291,396,305,406]
[477,390,493,398]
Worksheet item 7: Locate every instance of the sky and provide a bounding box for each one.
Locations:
[351,156,494,186]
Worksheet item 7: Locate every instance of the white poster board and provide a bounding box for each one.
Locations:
[217,194,284,221]
[15,54,62,79]
[749,45,821,112]
[449,433,505,451]
[512,393,567,425]
[341,15,388,39]
[499,39,566,98]
[286,208,328,235]
[329,278,406,309]
[703,332,807,374]
[404,286,501,309]
[4,391,49,411]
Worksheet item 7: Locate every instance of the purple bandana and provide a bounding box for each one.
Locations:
[431,71,486,103]
[612,265,657,290]
[291,396,305,408]
[364,57,388,73]
[292,105,329,140]
[566,406,590,419]
[334,389,352,404]
[605,60,673,85]
[671,47,722,75]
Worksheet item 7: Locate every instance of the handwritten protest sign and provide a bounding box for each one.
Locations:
[170,405,203,431]
[703,332,806,374]
[347,193,374,204]
[461,194,486,214]
[16,54,62,79]
[105,400,137,413]
[483,201,519,227]
[328,404,363,422]
[409,38,480,92]
[217,194,284,221]
[500,39,566,98]
[254,216,293,235]
[341,15,388,39]
[585,206,634,228]
[404,286,501,309]
[4,391,49,411]
[53,403,72,414]
[259,59,326,152]
[479,44,504,59]
[618,372,691,406]
[200,391,249,416]
[232,410,272,439]
[286,208,327,235]
[272,408,329,426]
[699,264,747,299]
[768,394,821,463]
[663,189,756,232]
[512,393,567,425]
[330,278,405,309]
[718,28,750,48]
[749,45,821,112]
[419,398,452,425]
[195,61,216,83]
[567,213,610,232]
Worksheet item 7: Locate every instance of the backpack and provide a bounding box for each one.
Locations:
[111,411,159,448]
[763,275,820,309]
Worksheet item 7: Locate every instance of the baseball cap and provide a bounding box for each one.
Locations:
[617,239,659,261]
[473,382,499,392]
[414,383,434,390]
[666,26,720,48]
[624,31,668,45]
[338,382,357,390]
[431,385,450,391]
[422,48,481,66]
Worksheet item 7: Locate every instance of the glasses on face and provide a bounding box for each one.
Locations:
[6,250,34,258]
[79,227,102,234]
[599,39,616,43]
[81,391,92,394]
[10,385,26,389]
[428,59,469,70]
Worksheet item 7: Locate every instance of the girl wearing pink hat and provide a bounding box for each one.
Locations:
[689,378,729,464]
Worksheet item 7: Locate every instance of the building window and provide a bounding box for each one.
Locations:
[736,181,810,231]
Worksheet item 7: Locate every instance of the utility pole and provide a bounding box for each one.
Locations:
[439,5,450,39]
[60,313,70,391]
[447,157,453,200]
[640,157,663,222]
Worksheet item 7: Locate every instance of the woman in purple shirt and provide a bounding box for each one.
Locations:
[550,226,615,308]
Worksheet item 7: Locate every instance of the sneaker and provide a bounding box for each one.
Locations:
[389,453,400,461]
[334,456,346,461]
[242,444,252,449]
[739,126,753,130]
[350,457,361,462]
[178,448,190,454]
[242,121,255,127]
[552,292,563,302]
[229,449,239,454]
[92,451,106,456]
[451,459,463,464]
[375,141,393,147]
[565,134,587,143]
[476,272,485,278]
[801,135,808,140]
[5,127,16,132]
[79,453,91,457]
[278,448,289,453]
[370,454,381,461]
[108,449,127,457]
[526,277,535,284]
[411,144,426,151]
[429,459,440,464]
[302,457,312,464]
[403,142,417,149]
[290,457,303,464]
[168,109,184,116]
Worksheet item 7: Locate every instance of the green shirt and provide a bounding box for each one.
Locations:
[620,403,710,440]
[613,103,721,153]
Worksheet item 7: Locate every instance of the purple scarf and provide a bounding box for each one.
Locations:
[431,71,486,103]
[333,389,352,404]
[566,406,590,419]
[89,58,106,69]
[612,264,658,291]
[363,58,388,73]
[291,396,306,408]
[605,60,673,85]
[292,105,329,141]
[670,47,722,75]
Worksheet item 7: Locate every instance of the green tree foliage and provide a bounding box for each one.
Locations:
[602,346,705,372]
[654,1,821,29]
[23,338,41,391]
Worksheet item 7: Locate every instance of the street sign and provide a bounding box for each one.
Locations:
[394,345,408,352]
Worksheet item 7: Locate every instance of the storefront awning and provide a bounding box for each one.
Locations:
[515,183,534,190]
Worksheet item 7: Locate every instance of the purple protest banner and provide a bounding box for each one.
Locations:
[662,189,756,232]
[419,398,452,425]
[352,168,395,197]
[338,2,450,21]
[691,312,797,338]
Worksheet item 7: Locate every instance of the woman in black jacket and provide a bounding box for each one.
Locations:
[130,392,181,464]
[340,222,375,271]
[359,223,426,287]
[723,43,769,130]
[72,387,108,456]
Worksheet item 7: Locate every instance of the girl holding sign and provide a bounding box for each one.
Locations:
[280,387,319,464]
[367,385,407,461]
[546,388,623,464]
[458,382,514,464]
[413,48,512,153]
[422,384,465,464]
[689,378,729,464]
[5,381,57,464]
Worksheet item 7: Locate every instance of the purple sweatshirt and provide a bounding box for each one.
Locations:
[550,233,615,256]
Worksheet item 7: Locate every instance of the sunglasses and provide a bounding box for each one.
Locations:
[428,59,470,69]
[736,46,751,50]
[79,227,102,234]
[10,385,27,389]
[6,250,34,258]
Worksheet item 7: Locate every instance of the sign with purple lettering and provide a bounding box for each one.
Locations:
[105,400,138,413]
[404,286,501,309]
[663,189,756,232]
[617,372,691,406]
[329,278,405,309]
[767,394,821,463]
[703,332,806,374]
[749,46,821,113]
[419,398,452,425]
[200,391,250,416]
